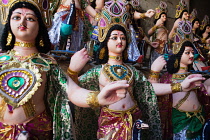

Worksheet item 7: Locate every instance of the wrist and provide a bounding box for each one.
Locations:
[171,83,182,93]
[139,13,146,19]
[149,70,160,81]
[67,67,79,83]
[86,91,101,109]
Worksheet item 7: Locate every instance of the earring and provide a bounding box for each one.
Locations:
[174,58,178,68]
[99,47,105,59]
[39,38,44,47]
[6,32,12,46]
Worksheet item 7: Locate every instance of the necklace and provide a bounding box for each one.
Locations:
[14,42,36,48]
[172,72,190,81]
[102,63,133,84]
[179,67,188,71]
[109,55,123,61]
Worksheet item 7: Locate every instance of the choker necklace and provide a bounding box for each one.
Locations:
[109,55,122,61]
[14,42,36,48]
[180,67,188,71]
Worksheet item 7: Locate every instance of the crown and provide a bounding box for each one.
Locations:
[200,15,209,31]
[0,0,59,27]
[175,0,187,18]
[189,9,197,22]
[95,0,131,42]
[172,20,193,54]
[155,1,167,19]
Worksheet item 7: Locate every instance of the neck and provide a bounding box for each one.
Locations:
[108,53,123,65]
[177,66,188,73]
[13,46,38,56]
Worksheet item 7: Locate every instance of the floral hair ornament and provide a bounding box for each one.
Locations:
[155,1,167,19]
[189,8,197,22]
[172,20,194,54]
[175,0,187,18]
[200,15,209,31]
[0,0,59,27]
[94,0,137,43]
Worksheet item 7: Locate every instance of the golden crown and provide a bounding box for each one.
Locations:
[0,0,59,27]
[95,0,132,42]
[200,15,209,31]
[189,9,197,22]
[172,20,193,54]
[155,1,167,19]
[175,0,187,18]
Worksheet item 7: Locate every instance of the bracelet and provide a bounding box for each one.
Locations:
[171,83,182,93]
[149,70,160,79]
[139,13,146,19]
[86,91,100,109]
[67,67,79,83]
[151,25,158,32]
[94,12,101,21]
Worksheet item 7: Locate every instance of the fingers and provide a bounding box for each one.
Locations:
[116,88,127,98]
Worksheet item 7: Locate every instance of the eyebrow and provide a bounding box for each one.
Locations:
[110,33,125,36]
[12,12,36,17]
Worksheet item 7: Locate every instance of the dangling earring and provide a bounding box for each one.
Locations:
[6,31,12,46]
[99,47,105,59]
[174,58,178,68]
[39,38,44,47]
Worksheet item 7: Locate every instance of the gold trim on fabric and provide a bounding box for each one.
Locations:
[0,100,7,121]
[22,98,36,119]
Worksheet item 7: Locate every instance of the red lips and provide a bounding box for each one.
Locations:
[19,26,27,30]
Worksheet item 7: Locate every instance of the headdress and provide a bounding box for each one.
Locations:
[155,1,167,19]
[0,0,59,27]
[172,20,193,54]
[95,0,132,42]
[189,8,197,22]
[175,0,187,18]
[200,15,209,31]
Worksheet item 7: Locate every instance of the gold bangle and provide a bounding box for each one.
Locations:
[139,13,146,19]
[94,12,101,21]
[67,67,79,83]
[152,25,158,32]
[86,91,100,109]
[149,70,160,79]
[171,83,182,93]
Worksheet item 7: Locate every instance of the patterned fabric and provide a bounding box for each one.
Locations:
[0,110,52,139]
[75,64,162,140]
[172,107,204,139]
[46,64,75,140]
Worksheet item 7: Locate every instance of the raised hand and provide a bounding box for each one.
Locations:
[145,9,155,18]
[98,80,129,106]
[69,48,90,72]
[151,56,166,72]
[181,74,205,91]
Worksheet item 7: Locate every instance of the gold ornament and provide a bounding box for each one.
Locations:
[99,47,106,59]
[14,42,35,48]
[6,31,12,46]
[155,1,167,19]
[39,38,44,47]
[175,0,187,18]
[189,9,197,22]
[174,58,178,68]
[0,0,59,27]
[149,70,160,80]
[109,55,122,61]
[66,67,79,83]
[86,91,100,109]
[200,15,209,31]
[171,83,182,93]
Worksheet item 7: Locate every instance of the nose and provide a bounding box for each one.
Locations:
[190,52,194,57]
[19,17,26,26]
[117,37,122,43]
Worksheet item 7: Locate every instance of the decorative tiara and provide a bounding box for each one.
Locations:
[189,8,197,22]
[155,1,167,19]
[175,0,187,18]
[200,15,209,31]
[0,0,59,27]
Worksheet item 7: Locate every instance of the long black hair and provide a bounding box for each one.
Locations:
[96,24,129,64]
[199,24,210,39]
[154,12,167,26]
[175,9,188,21]
[192,18,200,35]
[167,41,194,74]
[1,1,51,53]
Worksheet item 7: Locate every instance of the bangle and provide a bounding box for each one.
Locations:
[171,83,182,93]
[151,25,158,32]
[139,13,146,19]
[86,91,100,109]
[67,67,79,83]
[149,70,160,80]
[94,12,101,21]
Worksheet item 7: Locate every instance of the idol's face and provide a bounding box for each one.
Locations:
[206,26,210,33]
[10,8,39,42]
[180,46,194,67]
[182,12,189,20]
[160,14,167,22]
[107,30,126,56]
[193,21,200,29]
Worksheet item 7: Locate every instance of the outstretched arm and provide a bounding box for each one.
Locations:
[168,18,180,40]
[66,79,129,107]
[134,9,155,20]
